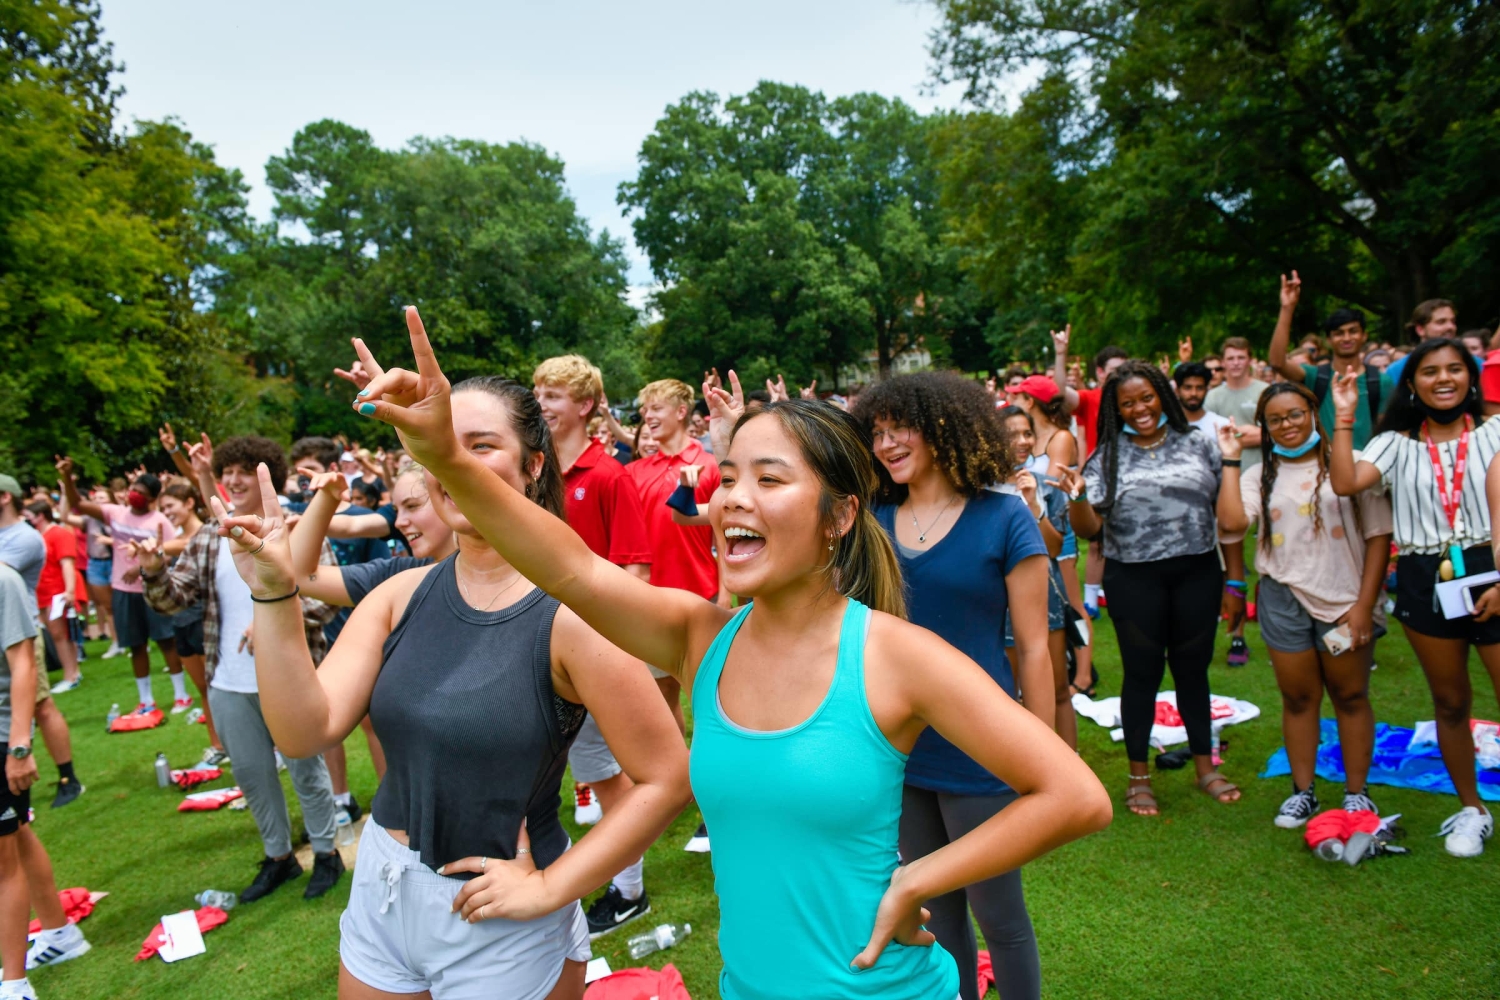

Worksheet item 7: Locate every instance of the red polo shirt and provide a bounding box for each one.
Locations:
[1074,387,1103,456]
[563,440,652,567]
[628,438,721,600]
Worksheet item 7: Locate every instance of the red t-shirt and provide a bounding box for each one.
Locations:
[1482,351,1500,407]
[563,440,652,567]
[36,524,76,608]
[1074,387,1104,456]
[628,439,721,600]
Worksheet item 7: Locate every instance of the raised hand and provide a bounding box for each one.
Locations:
[799,378,818,400]
[441,822,556,923]
[188,433,214,479]
[1050,466,1085,501]
[54,455,75,481]
[1216,419,1243,459]
[207,463,297,600]
[702,367,723,392]
[350,307,460,471]
[1330,370,1360,420]
[158,423,178,452]
[1177,336,1193,363]
[1015,469,1039,511]
[766,374,790,403]
[705,369,746,458]
[299,467,349,503]
[1050,323,1072,355]
[1279,270,1302,311]
[333,356,374,392]
[850,864,936,971]
[129,537,166,576]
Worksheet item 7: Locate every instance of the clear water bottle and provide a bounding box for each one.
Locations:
[105,703,120,731]
[155,752,172,788]
[334,807,355,848]
[628,922,691,960]
[1313,838,1344,861]
[195,889,237,910]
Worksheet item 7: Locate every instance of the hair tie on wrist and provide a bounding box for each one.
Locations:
[250,587,300,604]
[1222,458,1241,468]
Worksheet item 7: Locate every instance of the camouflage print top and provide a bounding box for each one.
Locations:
[1083,426,1222,564]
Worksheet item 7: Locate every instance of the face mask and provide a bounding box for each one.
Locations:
[1272,430,1321,459]
[1122,414,1167,437]
[1416,397,1469,425]
[126,490,148,508]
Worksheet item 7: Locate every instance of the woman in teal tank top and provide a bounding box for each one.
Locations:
[353,311,1113,1000]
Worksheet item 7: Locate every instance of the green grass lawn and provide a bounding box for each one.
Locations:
[28,605,1500,999]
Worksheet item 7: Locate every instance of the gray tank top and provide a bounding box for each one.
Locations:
[368,555,585,872]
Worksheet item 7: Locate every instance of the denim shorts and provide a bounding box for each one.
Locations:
[85,557,112,587]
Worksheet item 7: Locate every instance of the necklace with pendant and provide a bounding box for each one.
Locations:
[909,495,959,543]
[1133,434,1169,459]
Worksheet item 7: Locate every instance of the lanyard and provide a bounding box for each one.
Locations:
[1424,416,1471,576]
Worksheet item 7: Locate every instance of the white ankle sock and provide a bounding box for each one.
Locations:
[170,672,188,701]
[136,676,154,706]
[611,858,645,900]
[1084,584,1102,606]
[335,792,353,807]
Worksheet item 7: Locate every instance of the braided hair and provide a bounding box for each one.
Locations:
[1091,360,1192,516]
[1253,382,1359,554]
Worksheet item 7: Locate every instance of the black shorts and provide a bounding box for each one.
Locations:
[0,747,31,836]
[1394,546,1500,645]
[173,608,206,658]
[112,590,176,649]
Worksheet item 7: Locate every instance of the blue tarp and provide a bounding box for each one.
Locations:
[1260,719,1500,801]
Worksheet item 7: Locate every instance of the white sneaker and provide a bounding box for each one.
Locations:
[573,784,602,826]
[26,921,91,970]
[102,642,122,659]
[1440,806,1493,858]
[0,977,37,999]
[683,821,710,853]
[49,677,80,695]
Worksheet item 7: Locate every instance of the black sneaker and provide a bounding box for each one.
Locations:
[585,885,650,939]
[1274,785,1319,829]
[343,793,362,823]
[1227,636,1250,666]
[1343,789,1379,815]
[304,850,346,900]
[50,778,85,809]
[241,855,303,903]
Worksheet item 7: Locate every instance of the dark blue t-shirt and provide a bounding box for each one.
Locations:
[284,503,392,644]
[875,489,1048,795]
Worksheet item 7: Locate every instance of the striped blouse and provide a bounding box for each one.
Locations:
[1360,418,1500,554]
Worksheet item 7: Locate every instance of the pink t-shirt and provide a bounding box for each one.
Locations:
[100,503,174,594]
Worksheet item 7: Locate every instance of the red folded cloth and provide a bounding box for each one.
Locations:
[177,787,243,812]
[583,963,691,1000]
[109,708,165,732]
[977,950,994,996]
[27,888,96,936]
[135,907,228,961]
[1304,808,1381,850]
[171,767,223,790]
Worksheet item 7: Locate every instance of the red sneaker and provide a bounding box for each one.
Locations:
[171,697,195,715]
[573,783,602,825]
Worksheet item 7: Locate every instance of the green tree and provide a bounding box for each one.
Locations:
[928,0,1500,349]
[621,83,962,383]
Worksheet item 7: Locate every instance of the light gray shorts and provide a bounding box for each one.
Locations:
[647,663,670,679]
[567,712,622,784]
[1257,576,1385,654]
[339,821,590,998]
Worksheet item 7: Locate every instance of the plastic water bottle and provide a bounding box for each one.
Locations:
[628,922,691,960]
[1313,838,1344,862]
[334,807,355,848]
[185,707,204,725]
[105,703,120,731]
[195,889,237,910]
[155,752,172,788]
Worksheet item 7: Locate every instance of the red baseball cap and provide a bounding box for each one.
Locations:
[1006,374,1061,403]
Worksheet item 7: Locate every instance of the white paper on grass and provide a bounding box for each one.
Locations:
[158,910,206,963]
[584,957,612,983]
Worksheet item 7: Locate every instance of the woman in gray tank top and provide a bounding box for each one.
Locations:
[213,377,692,1000]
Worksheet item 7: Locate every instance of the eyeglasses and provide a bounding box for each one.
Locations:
[871,426,913,447]
[1265,408,1309,430]
[1205,365,1223,373]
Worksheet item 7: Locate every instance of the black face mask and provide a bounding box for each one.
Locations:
[1415,396,1469,425]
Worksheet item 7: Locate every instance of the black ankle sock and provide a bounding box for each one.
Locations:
[57,761,76,783]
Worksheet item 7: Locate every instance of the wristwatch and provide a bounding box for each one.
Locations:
[8,745,31,760]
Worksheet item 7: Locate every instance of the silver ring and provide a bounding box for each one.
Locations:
[480,856,488,871]
[249,540,265,555]
[516,847,531,857]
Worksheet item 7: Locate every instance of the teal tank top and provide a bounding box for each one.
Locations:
[689,599,959,1000]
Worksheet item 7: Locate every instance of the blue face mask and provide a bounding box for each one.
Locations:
[1272,430,1321,459]
[1122,414,1168,437]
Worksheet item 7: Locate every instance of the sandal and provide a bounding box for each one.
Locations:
[1197,770,1240,803]
[1125,775,1158,816]
[1069,665,1099,700]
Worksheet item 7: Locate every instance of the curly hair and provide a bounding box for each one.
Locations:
[214,437,288,494]
[851,371,1013,504]
[1091,360,1191,516]
[1253,382,1361,554]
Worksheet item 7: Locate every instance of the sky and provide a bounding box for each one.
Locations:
[99,0,967,293]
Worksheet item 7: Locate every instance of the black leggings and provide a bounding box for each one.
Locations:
[900,785,1039,1000]
[1103,550,1222,762]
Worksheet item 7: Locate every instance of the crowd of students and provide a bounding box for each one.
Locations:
[0,274,1492,1000]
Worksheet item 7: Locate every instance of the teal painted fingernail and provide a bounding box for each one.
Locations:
[359,403,376,416]
[357,389,369,397]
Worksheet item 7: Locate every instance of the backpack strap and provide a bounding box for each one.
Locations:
[1311,364,1333,406]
